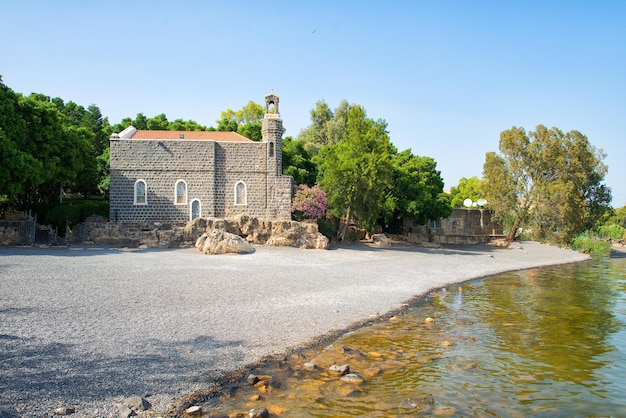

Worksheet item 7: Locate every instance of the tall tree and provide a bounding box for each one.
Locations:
[483,125,611,244]
[317,105,395,238]
[449,176,484,207]
[282,136,317,186]
[387,149,452,225]
[147,113,169,130]
[217,100,264,141]
[297,100,349,155]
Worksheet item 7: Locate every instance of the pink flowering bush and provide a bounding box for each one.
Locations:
[292,184,327,221]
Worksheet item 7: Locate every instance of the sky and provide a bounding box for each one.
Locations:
[2,1,625,206]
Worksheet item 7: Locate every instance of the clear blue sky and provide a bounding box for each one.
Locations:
[2,1,625,206]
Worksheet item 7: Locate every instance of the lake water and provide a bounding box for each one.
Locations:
[210,252,626,417]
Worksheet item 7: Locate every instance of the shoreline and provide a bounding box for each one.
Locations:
[0,241,589,416]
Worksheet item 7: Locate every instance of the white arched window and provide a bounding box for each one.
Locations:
[134,180,147,205]
[190,199,201,220]
[235,181,247,206]
[175,180,187,205]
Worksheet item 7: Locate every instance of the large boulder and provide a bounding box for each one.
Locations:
[195,230,255,255]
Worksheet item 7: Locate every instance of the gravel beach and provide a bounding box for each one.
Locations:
[0,242,588,417]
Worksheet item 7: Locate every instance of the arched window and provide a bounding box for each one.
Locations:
[134,180,147,205]
[175,180,187,205]
[190,199,201,220]
[269,142,274,157]
[235,181,247,206]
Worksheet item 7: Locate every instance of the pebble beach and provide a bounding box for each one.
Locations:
[0,242,589,417]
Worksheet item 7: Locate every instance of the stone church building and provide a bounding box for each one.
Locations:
[109,93,293,223]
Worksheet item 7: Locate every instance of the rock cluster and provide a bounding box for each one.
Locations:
[78,215,329,250]
[186,215,329,250]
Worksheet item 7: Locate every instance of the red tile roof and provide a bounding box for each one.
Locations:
[130,130,253,142]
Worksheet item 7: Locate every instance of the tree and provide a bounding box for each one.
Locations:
[449,176,484,207]
[147,113,169,130]
[297,100,349,156]
[0,82,104,210]
[282,136,317,186]
[483,125,611,244]
[217,100,264,141]
[387,149,452,226]
[317,104,395,239]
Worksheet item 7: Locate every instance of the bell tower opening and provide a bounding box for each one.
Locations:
[265,91,279,115]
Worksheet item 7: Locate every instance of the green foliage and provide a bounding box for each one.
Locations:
[483,125,611,244]
[569,237,612,253]
[387,149,452,225]
[237,122,262,141]
[317,104,395,233]
[297,100,349,156]
[449,176,484,207]
[217,100,264,141]
[317,219,337,241]
[43,200,109,233]
[595,224,625,240]
[282,137,317,186]
[604,205,626,228]
[111,113,210,133]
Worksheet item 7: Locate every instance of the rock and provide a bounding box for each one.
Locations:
[340,373,364,384]
[247,374,260,385]
[197,230,255,255]
[248,407,269,418]
[185,405,202,415]
[371,233,391,247]
[341,346,365,358]
[303,362,319,371]
[124,395,151,411]
[329,364,350,375]
[424,317,435,323]
[54,407,76,416]
[441,340,452,346]
[116,403,136,418]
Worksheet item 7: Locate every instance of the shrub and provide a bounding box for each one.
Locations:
[569,237,611,253]
[317,219,336,241]
[596,224,625,240]
[43,200,109,234]
[292,184,327,221]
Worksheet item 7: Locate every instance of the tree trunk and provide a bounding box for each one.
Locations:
[337,207,352,242]
[506,215,522,242]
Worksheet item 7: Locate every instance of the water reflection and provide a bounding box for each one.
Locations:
[211,256,626,417]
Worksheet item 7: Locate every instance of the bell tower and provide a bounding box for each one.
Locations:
[262,91,283,175]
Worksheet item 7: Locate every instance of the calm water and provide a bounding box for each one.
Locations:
[212,253,626,417]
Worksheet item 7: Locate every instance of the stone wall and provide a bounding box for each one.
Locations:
[110,139,292,223]
[0,221,23,245]
[403,209,503,245]
[77,215,328,250]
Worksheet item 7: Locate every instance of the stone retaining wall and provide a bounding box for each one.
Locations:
[76,215,328,249]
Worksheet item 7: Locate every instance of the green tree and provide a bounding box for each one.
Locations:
[317,104,395,239]
[297,100,349,156]
[483,125,611,244]
[0,83,103,210]
[0,81,33,206]
[217,100,264,141]
[387,149,452,225]
[449,176,484,207]
[147,113,169,130]
[133,113,148,130]
[282,136,317,186]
